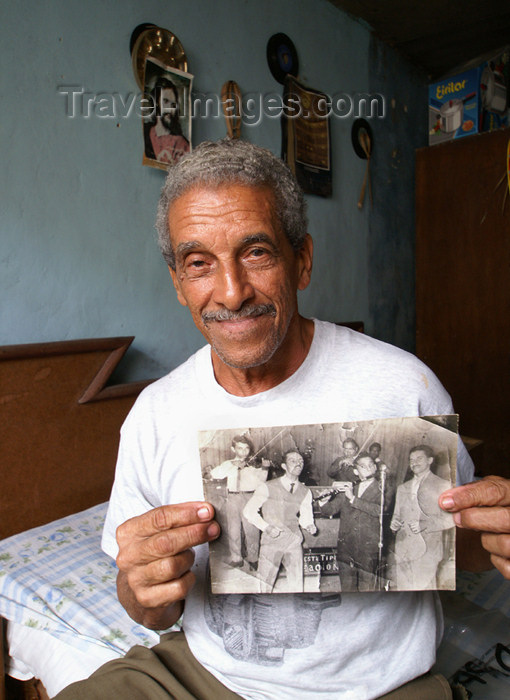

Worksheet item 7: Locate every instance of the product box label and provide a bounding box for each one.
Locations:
[428,50,509,146]
[429,69,479,146]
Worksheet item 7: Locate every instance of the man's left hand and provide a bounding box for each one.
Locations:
[408,520,423,534]
[439,476,510,579]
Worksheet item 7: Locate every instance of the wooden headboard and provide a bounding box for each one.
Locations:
[0,337,153,540]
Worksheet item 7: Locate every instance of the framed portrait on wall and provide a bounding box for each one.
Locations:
[142,56,193,170]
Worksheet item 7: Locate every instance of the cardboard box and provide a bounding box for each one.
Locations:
[480,51,509,132]
[429,69,479,145]
[429,49,509,146]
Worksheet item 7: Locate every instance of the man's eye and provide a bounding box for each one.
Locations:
[248,247,269,259]
[184,258,209,277]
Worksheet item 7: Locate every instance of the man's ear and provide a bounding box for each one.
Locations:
[168,265,188,307]
[297,234,313,291]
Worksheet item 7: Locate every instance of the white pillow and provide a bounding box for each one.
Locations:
[7,619,122,697]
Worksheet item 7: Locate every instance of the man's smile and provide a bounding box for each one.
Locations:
[201,303,276,325]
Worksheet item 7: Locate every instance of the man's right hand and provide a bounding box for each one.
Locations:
[390,517,403,532]
[115,502,220,630]
[265,524,282,538]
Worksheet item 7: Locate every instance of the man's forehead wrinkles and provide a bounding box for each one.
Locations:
[170,209,273,234]
[172,188,274,218]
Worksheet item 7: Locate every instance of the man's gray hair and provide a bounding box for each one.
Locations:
[155,139,308,269]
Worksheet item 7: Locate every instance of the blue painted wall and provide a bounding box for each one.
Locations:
[0,0,426,381]
[368,38,428,350]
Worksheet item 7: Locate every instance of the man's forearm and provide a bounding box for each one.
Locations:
[243,489,268,531]
[116,569,184,630]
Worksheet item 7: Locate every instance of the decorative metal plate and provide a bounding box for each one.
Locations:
[131,24,188,90]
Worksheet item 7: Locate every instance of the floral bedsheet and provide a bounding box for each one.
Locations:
[0,503,163,655]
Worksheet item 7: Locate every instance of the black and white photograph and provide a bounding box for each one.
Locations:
[142,56,192,170]
[199,415,458,594]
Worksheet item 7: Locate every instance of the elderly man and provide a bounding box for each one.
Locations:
[55,139,510,700]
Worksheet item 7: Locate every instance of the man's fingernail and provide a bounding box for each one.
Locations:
[453,513,462,526]
[197,506,211,520]
[207,522,220,538]
[441,495,455,509]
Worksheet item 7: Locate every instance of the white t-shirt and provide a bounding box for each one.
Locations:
[102,320,474,700]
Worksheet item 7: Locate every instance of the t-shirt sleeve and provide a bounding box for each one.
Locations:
[414,361,475,486]
[101,403,159,559]
[456,435,475,486]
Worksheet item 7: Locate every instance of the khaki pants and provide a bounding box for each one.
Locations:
[54,631,459,700]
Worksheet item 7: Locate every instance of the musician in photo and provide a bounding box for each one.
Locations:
[327,437,359,483]
[243,450,317,592]
[390,445,454,590]
[210,435,268,569]
[369,441,382,464]
[318,452,389,591]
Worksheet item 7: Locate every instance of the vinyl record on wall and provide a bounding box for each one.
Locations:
[351,118,373,160]
[267,33,299,84]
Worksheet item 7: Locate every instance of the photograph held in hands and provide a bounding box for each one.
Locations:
[199,415,458,594]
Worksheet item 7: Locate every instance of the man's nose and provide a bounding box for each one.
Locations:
[212,261,255,310]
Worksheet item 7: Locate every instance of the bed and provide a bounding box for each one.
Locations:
[0,336,165,698]
[1,336,510,699]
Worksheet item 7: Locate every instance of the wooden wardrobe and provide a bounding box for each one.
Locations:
[415,127,510,478]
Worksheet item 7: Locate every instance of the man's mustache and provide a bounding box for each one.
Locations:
[202,303,276,323]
